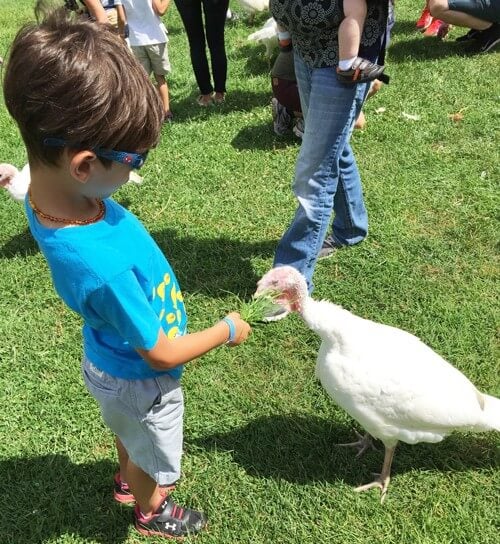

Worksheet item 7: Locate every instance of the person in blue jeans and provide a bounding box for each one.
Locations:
[265,0,390,311]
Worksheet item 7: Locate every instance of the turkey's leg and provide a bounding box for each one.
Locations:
[337,430,377,458]
[354,443,396,503]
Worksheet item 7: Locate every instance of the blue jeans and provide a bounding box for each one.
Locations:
[273,53,369,292]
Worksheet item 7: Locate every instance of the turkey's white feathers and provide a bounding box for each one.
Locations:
[238,0,269,15]
[304,297,499,445]
[247,17,278,57]
[0,163,30,201]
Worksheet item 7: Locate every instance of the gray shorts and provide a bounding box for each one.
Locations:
[448,0,500,22]
[131,43,171,76]
[82,358,183,485]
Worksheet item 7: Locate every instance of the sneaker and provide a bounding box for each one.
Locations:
[318,235,343,260]
[423,18,443,37]
[262,305,290,322]
[271,97,292,135]
[113,473,135,505]
[135,496,207,538]
[416,8,433,30]
[456,28,481,42]
[336,57,387,84]
[473,23,500,53]
[292,117,304,138]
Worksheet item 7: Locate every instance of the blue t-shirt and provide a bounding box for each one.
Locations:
[25,198,186,380]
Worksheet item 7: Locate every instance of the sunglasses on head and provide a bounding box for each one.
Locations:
[43,137,149,170]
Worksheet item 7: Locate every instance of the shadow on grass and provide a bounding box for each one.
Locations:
[167,89,272,123]
[193,414,500,486]
[151,228,277,296]
[0,455,130,544]
[0,227,39,257]
[231,121,300,150]
[234,43,276,77]
[389,35,468,62]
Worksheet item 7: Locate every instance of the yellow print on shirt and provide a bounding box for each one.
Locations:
[152,273,186,339]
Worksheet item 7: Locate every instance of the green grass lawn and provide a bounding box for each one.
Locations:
[0,1,499,543]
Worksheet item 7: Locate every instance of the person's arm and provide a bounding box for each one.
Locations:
[116,5,127,38]
[83,0,109,23]
[152,0,171,16]
[137,312,251,370]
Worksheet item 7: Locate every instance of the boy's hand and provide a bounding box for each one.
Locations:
[224,312,251,346]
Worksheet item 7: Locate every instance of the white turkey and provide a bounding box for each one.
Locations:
[0,163,30,201]
[238,0,269,21]
[0,163,143,202]
[257,265,500,502]
[247,17,278,58]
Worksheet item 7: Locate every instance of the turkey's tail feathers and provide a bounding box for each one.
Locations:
[481,394,500,431]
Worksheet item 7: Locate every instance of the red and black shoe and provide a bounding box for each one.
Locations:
[336,57,389,85]
[113,473,136,505]
[135,496,208,539]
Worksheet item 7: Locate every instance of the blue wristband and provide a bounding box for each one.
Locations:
[222,317,236,344]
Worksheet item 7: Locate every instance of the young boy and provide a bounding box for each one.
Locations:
[122,0,173,122]
[3,6,251,539]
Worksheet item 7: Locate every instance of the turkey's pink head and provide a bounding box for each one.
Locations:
[256,265,308,312]
[0,164,18,188]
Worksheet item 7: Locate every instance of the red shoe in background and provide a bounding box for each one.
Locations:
[423,18,443,36]
[416,8,433,30]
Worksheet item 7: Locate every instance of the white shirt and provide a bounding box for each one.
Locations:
[101,0,123,8]
[121,0,168,46]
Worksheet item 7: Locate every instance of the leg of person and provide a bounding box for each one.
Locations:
[429,0,495,29]
[273,55,368,292]
[203,0,229,101]
[130,45,153,79]
[82,359,206,538]
[148,43,172,120]
[114,436,136,504]
[155,74,172,121]
[174,0,214,102]
[338,0,367,69]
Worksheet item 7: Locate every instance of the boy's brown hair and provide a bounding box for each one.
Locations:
[3,5,163,167]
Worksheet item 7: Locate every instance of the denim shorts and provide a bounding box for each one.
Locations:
[82,358,183,486]
[448,0,500,22]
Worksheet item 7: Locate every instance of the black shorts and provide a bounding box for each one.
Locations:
[448,0,500,23]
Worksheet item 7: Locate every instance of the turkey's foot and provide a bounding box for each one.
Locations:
[337,430,377,458]
[354,473,390,503]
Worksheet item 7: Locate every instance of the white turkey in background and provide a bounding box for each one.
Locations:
[247,17,278,58]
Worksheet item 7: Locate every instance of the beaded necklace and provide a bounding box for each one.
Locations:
[28,188,105,226]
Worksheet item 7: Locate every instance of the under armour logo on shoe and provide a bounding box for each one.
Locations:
[163,522,177,531]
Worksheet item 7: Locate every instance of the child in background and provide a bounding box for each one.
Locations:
[3,5,250,539]
[122,0,173,122]
[100,0,127,37]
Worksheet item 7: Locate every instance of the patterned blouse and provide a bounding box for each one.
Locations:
[270,0,389,68]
